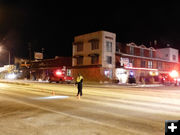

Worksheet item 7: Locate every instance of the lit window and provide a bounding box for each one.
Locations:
[67,69,71,76]
[129,59,134,67]
[104,69,113,79]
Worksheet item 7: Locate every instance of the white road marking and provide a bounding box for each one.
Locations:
[34,95,69,100]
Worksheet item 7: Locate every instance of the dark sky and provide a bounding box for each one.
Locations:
[0,1,180,62]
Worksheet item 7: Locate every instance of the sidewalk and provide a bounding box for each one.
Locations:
[0,79,164,88]
[0,79,31,86]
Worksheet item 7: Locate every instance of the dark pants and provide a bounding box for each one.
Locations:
[77,83,83,96]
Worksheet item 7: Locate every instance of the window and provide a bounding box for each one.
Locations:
[157,61,162,69]
[106,41,112,52]
[129,58,134,67]
[140,48,144,56]
[149,49,153,57]
[148,61,153,68]
[91,40,99,50]
[141,60,146,67]
[67,69,71,76]
[104,69,113,79]
[130,46,134,55]
[77,57,83,65]
[106,56,112,64]
[173,55,176,61]
[116,45,120,52]
[77,43,83,52]
[91,56,99,64]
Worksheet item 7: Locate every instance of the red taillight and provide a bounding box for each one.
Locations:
[55,70,62,76]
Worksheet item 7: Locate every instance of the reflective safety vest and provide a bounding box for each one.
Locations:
[76,75,83,83]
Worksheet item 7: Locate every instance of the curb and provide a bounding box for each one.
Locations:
[0,80,30,86]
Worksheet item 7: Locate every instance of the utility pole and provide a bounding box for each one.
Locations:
[28,42,32,80]
[42,48,45,59]
[8,50,10,65]
[28,42,32,63]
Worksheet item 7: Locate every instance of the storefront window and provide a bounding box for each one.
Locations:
[104,69,112,79]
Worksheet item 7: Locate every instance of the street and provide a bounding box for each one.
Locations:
[0,82,180,135]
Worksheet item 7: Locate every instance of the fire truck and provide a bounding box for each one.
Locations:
[48,67,74,83]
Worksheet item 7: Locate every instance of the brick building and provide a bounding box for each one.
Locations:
[72,31,179,83]
[15,57,72,80]
[116,42,179,83]
[30,57,72,81]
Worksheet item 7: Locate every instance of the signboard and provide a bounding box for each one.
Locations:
[115,68,128,83]
[120,57,132,67]
[34,52,43,60]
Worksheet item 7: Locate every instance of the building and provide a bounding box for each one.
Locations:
[72,30,179,83]
[14,56,72,80]
[72,31,116,82]
[116,43,179,83]
[30,57,72,81]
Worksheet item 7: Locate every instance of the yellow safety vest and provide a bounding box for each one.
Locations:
[76,76,83,83]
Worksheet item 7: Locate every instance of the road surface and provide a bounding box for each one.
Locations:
[0,82,180,135]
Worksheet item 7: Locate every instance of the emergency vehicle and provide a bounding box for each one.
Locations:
[48,67,74,83]
[160,70,179,85]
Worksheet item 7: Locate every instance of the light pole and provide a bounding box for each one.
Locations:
[8,50,10,65]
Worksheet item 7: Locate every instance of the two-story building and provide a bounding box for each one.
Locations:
[116,43,179,83]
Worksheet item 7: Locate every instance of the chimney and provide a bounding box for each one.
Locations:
[153,40,157,48]
[154,40,157,46]
[149,41,152,46]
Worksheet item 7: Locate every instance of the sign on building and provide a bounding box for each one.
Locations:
[120,57,132,67]
[34,52,43,60]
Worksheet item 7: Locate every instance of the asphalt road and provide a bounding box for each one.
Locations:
[0,82,180,135]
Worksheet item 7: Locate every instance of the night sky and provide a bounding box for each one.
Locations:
[0,1,180,64]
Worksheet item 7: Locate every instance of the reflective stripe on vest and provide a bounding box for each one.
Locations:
[76,76,83,83]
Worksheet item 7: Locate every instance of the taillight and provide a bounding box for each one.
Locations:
[55,70,62,76]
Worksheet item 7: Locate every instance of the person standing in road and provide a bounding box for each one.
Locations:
[75,73,84,99]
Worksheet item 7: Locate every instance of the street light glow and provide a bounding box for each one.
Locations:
[6,73,17,79]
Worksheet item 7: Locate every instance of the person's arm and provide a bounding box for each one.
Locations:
[75,81,78,85]
[80,79,83,83]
